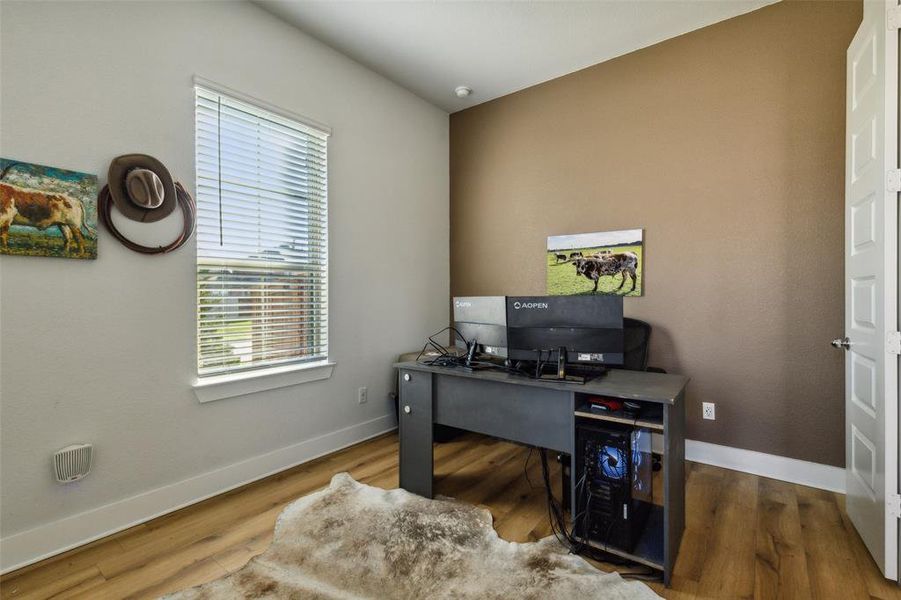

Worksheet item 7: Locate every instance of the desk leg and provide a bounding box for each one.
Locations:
[663,393,686,587]
[398,369,433,498]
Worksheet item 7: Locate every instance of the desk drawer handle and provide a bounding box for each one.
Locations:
[403,405,412,414]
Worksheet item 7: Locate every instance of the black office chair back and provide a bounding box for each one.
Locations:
[621,317,652,371]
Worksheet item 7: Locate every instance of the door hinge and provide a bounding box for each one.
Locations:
[889,494,901,519]
[888,169,901,193]
[889,6,901,30]
[889,331,901,355]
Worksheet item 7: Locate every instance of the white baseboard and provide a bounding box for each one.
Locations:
[0,414,397,574]
[685,439,846,494]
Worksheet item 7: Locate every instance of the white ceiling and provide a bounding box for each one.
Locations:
[255,0,778,113]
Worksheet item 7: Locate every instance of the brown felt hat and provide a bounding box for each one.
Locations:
[107,154,177,223]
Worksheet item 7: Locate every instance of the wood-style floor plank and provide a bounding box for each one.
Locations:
[753,477,810,599]
[2,566,104,600]
[670,462,724,589]
[694,469,759,599]
[2,432,899,600]
[795,485,873,600]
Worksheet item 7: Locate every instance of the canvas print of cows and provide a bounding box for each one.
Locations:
[0,159,98,259]
[547,229,643,296]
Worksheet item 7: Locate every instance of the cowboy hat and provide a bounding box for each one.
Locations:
[107,154,177,222]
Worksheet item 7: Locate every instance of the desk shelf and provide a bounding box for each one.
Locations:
[574,397,664,431]
[573,409,664,431]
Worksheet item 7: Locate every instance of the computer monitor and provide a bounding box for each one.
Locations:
[506,295,624,379]
[452,296,508,358]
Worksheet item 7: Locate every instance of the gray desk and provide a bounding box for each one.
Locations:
[394,361,688,585]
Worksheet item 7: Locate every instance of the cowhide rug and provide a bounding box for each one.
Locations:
[163,473,660,599]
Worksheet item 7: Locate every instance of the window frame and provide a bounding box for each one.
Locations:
[192,77,332,395]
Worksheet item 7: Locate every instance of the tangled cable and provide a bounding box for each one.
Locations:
[98,182,196,254]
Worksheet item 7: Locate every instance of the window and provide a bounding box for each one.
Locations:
[195,84,328,377]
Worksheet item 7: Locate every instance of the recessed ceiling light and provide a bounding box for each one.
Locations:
[454,86,472,99]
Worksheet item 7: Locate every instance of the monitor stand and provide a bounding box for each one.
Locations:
[537,346,587,384]
[460,342,503,372]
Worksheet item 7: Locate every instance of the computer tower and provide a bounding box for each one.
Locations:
[574,421,652,553]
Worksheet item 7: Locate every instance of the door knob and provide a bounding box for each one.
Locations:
[831,337,851,350]
[403,405,412,414]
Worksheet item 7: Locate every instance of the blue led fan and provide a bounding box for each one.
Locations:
[598,446,628,480]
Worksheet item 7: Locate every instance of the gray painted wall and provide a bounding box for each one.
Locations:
[0,0,448,566]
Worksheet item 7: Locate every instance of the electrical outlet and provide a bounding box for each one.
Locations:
[702,402,715,420]
[357,386,368,405]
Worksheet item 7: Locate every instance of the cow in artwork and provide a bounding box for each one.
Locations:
[0,182,95,253]
[573,252,639,294]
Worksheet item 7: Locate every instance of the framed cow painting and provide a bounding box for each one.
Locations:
[0,158,98,259]
[547,229,643,296]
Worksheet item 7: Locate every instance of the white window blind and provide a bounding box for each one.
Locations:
[195,85,328,376]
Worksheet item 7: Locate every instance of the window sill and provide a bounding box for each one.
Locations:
[193,361,336,403]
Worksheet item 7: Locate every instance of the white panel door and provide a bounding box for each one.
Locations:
[844,0,899,580]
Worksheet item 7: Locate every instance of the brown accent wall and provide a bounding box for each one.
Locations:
[449,0,861,466]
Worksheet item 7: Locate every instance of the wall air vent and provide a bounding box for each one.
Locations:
[53,443,93,483]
